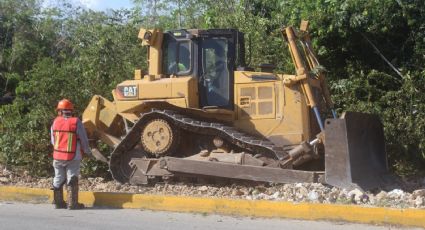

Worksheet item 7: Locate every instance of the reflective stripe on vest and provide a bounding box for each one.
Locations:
[52,116,78,161]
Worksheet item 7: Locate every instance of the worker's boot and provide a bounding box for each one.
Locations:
[67,176,85,210]
[52,185,67,209]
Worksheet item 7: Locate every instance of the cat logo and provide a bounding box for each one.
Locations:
[118,85,138,98]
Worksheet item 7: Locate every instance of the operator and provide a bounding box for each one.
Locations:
[51,99,93,210]
[178,62,187,72]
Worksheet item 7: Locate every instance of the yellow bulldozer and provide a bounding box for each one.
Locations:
[83,21,388,190]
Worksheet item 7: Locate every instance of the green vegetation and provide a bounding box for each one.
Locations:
[0,0,424,177]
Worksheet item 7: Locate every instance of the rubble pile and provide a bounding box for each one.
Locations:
[0,164,424,209]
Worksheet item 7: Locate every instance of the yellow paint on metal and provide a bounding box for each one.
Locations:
[81,27,322,149]
[232,71,313,143]
[0,186,423,228]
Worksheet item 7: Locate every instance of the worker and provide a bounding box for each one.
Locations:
[51,99,93,210]
[178,62,187,72]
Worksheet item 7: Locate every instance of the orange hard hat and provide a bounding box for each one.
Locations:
[56,99,74,111]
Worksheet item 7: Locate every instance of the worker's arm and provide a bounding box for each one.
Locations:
[76,119,92,156]
[50,125,55,145]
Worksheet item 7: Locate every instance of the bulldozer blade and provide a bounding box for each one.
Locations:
[324,111,388,190]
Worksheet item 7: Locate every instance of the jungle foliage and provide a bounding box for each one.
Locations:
[0,0,424,177]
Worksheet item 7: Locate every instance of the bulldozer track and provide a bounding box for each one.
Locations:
[109,109,289,183]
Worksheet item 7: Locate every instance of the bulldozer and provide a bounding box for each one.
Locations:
[83,21,388,190]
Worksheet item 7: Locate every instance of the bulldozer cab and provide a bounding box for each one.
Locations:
[161,29,245,110]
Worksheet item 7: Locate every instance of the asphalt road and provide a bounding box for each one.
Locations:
[0,202,419,230]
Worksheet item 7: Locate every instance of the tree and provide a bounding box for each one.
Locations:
[1,0,424,177]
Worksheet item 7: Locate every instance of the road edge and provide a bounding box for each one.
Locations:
[0,186,423,228]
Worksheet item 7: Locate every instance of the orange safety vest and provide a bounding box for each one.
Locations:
[52,116,79,161]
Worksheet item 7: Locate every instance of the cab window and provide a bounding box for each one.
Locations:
[177,42,190,72]
[163,35,191,75]
[201,38,230,107]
